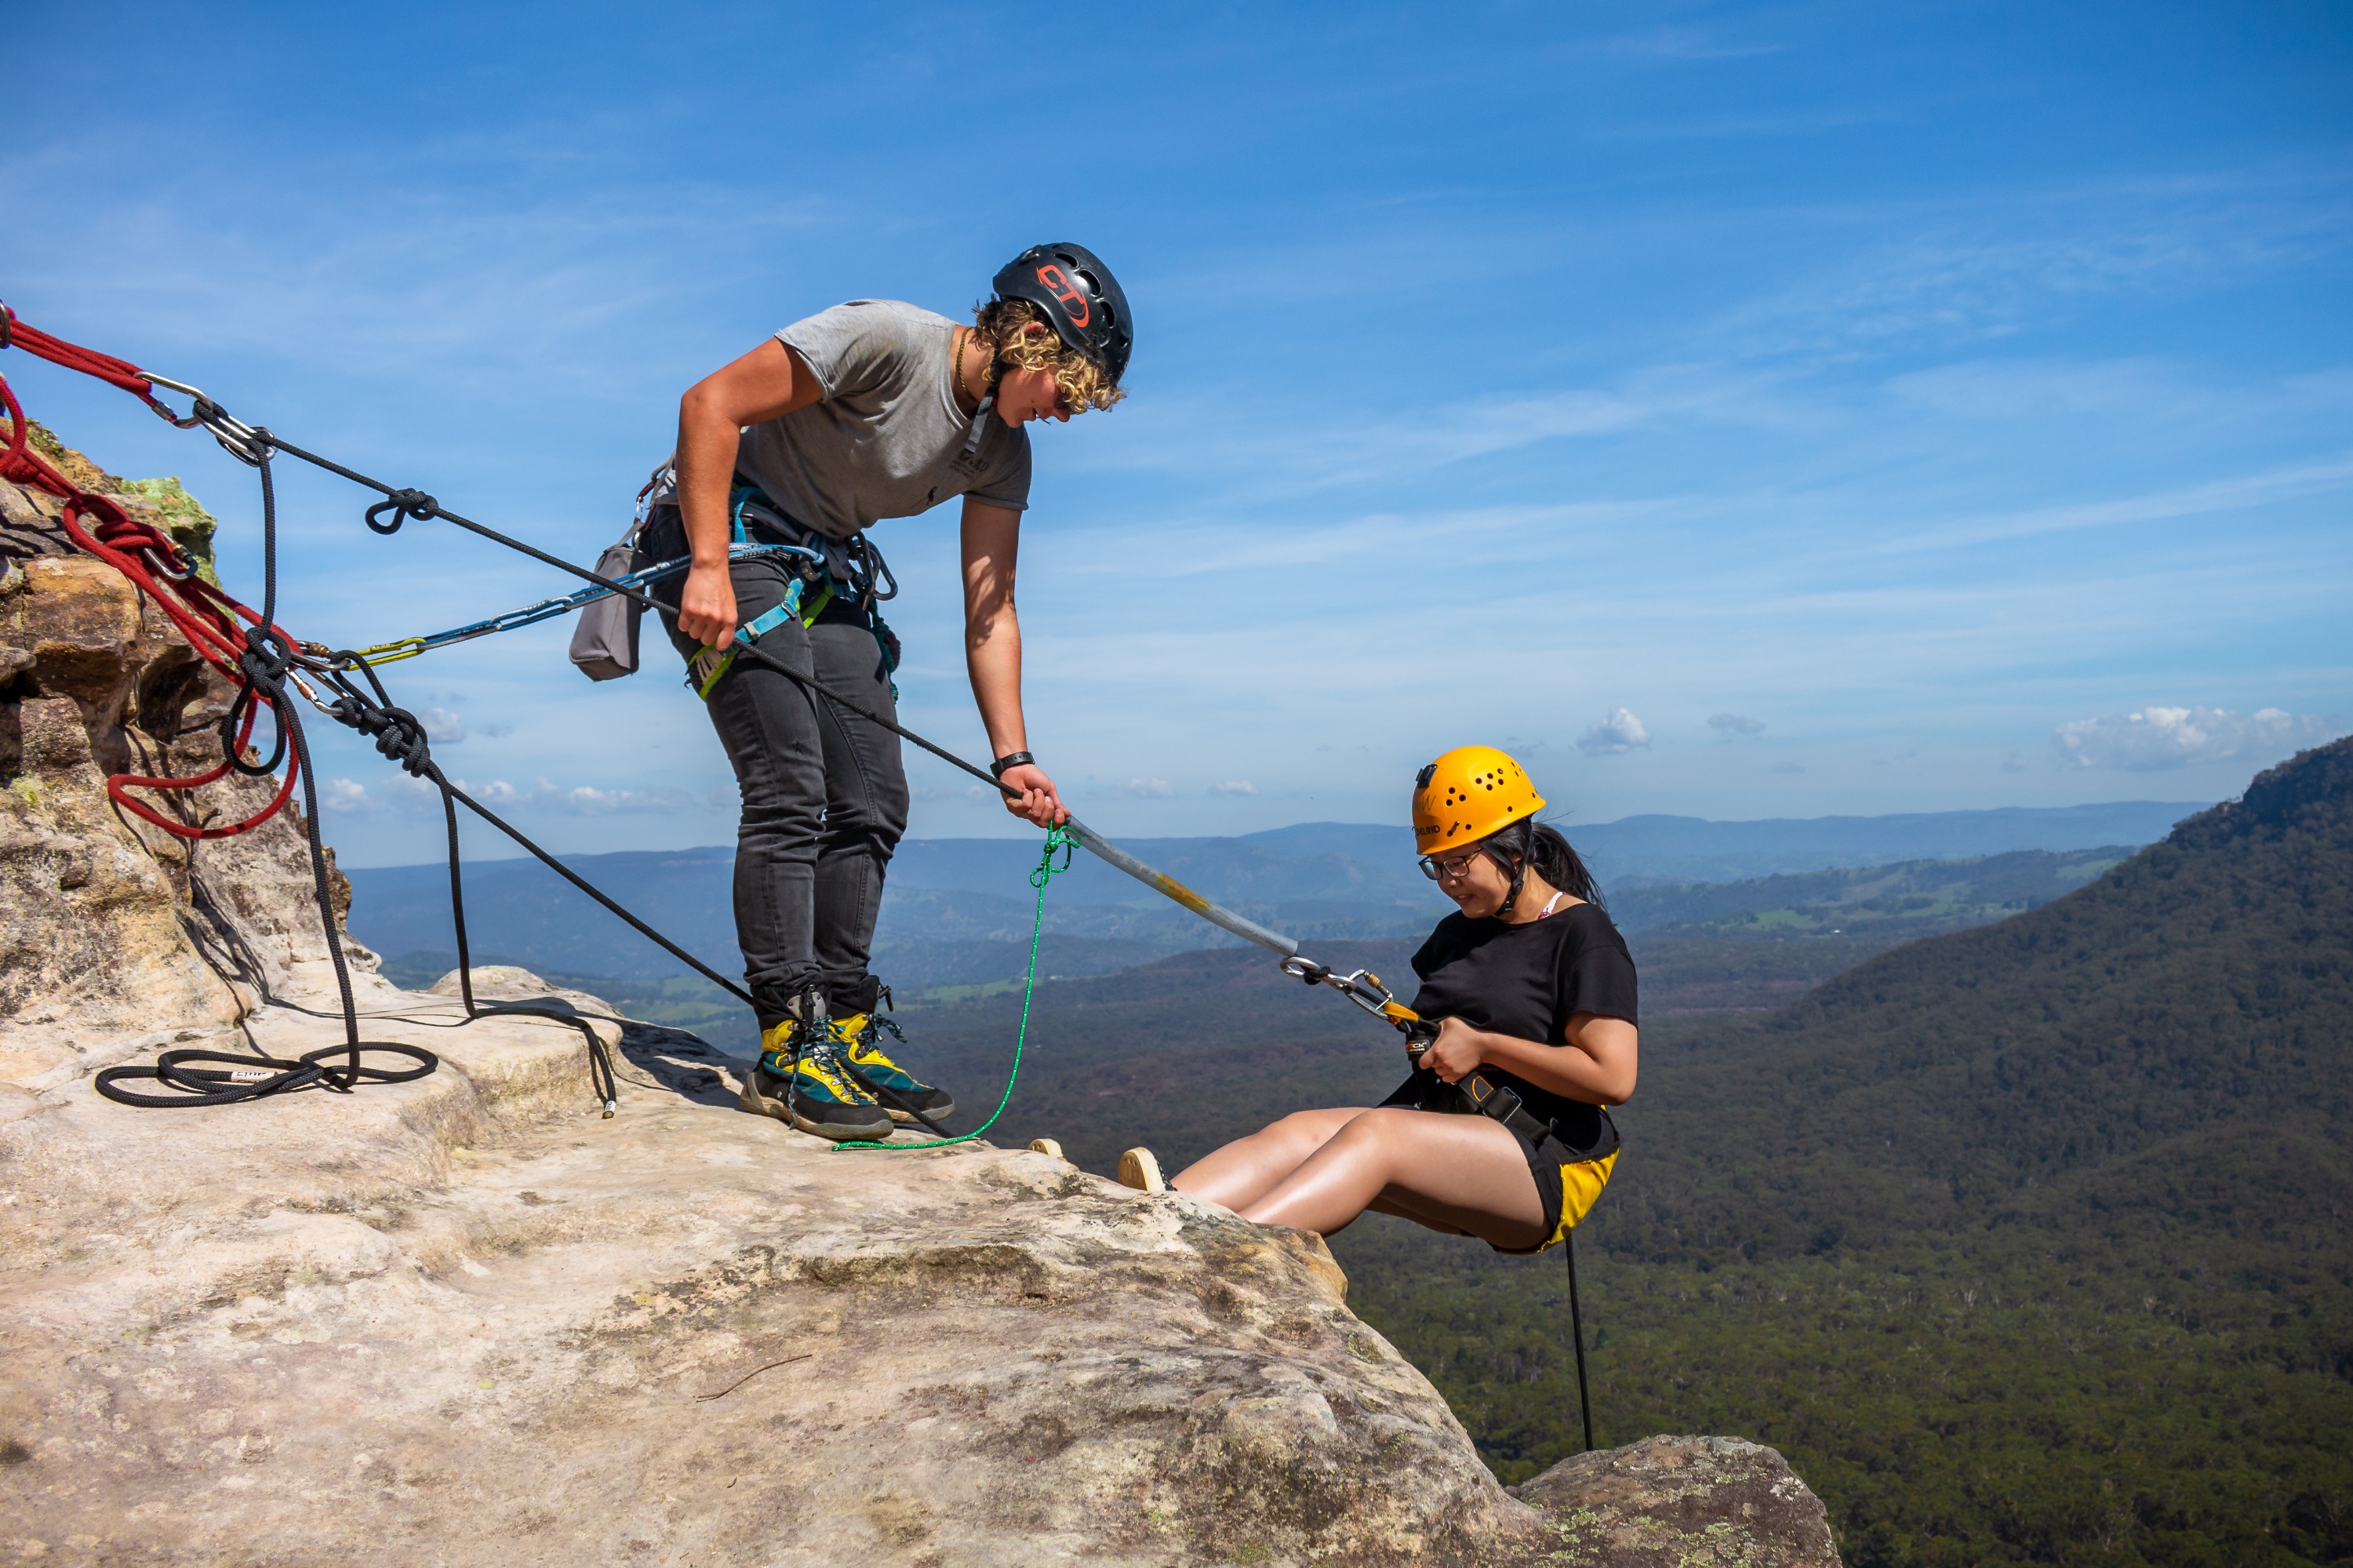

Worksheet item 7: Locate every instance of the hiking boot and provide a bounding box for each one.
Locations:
[832,1013,955,1125]
[739,1020,894,1143]
[1118,1147,1166,1194]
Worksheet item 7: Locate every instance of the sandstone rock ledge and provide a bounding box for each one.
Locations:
[1,966,1838,1566]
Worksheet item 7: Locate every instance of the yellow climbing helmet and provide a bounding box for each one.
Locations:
[1412,745,1545,853]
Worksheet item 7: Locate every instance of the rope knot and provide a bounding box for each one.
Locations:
[329,691,435,777]
[371,709,435,777]
[1031,824,1076,889]
[365,489,438,534]
[238,627,298,692]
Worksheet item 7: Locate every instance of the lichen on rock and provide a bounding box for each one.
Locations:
[1,419,219,583]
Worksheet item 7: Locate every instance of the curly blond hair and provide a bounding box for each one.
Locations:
[971,298,1126,413]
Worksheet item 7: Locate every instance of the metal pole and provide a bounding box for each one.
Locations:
[1060,814,1300,957]
[1566,1228,1595,1453]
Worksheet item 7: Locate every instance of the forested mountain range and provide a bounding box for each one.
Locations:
[374,843,2137,1048]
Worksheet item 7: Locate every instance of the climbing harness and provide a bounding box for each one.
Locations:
[683,482,904,700]
[836,825,1073,1151]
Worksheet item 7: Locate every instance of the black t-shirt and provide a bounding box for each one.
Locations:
[1383,901,1638,1155]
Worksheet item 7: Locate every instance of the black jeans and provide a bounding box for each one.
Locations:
[643,506,909,1031]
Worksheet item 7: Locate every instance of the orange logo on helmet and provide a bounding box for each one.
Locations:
[1036,264,1090,328]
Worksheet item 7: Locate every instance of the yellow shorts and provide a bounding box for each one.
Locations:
[1493,1146,1617,1256]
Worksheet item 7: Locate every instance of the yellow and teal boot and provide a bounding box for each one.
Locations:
[740,1001,894,1142]
[832,1013,955,1126]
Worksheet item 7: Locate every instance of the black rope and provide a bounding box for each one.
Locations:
[300,647,626,1111]
[1566,1228,1595,1453]
[98,442,434,1107]
[94,1042,435,1108]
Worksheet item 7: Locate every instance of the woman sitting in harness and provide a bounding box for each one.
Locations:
[1126,747,1634,1255]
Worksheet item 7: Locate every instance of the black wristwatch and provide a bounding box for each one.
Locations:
[989,751,1036,780]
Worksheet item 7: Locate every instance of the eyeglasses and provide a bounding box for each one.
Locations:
[1417,852,1480,882]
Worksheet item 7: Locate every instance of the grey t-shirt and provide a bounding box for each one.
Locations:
[707,300,1031,540]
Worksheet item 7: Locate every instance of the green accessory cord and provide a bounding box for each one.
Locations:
[835,823,1075,1151]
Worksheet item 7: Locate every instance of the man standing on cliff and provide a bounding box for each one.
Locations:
[645,246,1132,1142]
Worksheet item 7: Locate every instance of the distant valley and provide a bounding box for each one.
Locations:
[351,799,2195,1013]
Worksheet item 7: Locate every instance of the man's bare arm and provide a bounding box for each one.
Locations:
[674,340,822,646]
[961,498,1065,827]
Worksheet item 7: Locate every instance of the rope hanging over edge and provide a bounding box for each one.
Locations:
[835,825,1076,1151]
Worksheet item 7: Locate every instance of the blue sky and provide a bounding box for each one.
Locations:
[7,1,2348,865]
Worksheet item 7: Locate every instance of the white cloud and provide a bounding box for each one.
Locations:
[1577,708,1652,755]
[323,771,691,817]
[1118,778,1175,798]
[1707,712,1766,736]
[419,707,466,744]
[2054,706,2344,771]
[1211,780,1258,795]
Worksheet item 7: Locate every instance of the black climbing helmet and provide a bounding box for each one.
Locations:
[991,242,1132,386]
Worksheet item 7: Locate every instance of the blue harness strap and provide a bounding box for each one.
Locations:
[740,587,805,643]
[688,482,902,700]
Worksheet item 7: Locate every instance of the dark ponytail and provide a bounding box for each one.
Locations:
[1482,819,1604,910]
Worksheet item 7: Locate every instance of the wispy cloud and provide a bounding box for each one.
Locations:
[1876,455,2353,554]
[322,773,694,815]
[1703,169,2353,366]
[2054,707,2344,771]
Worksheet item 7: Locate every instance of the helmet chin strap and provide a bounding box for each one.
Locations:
[1494,817,1534,919]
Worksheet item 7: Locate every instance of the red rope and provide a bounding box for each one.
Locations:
[1,322,302,840]
[1,302,176,413]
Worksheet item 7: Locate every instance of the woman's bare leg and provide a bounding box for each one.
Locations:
[1236,1108,1546,1248]
[1169,1108,1369,1213]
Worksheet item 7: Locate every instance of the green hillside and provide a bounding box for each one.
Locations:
[1347,739,2353,1568]
[1606,845,2128,934]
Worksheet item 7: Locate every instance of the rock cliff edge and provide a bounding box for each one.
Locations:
[1,431,1839,1566]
